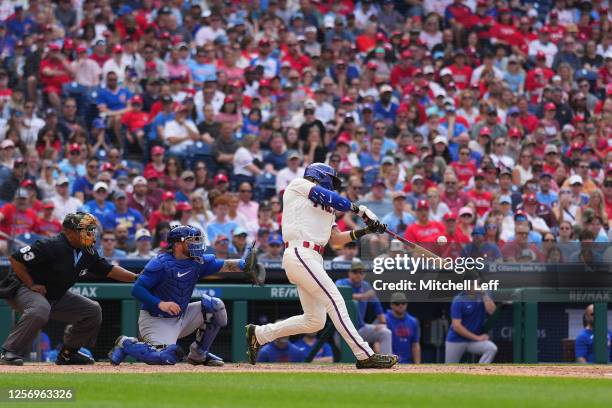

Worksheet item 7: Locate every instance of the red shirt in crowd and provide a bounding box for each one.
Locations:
[404,221,446,244]
[121,110,150,132]
[451,161,477,185]
[39,58,72,94]
[37,218,62,236]
[0,204,40,238]
[467,189,494,216]
[448,64,473,90]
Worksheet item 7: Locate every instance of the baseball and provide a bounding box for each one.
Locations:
[437,235,448,244]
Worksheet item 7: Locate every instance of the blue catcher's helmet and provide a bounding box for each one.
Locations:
[167,225,206,263]
[303,162,342,191]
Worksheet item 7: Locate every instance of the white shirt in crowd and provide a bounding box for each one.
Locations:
[163,119,198,153]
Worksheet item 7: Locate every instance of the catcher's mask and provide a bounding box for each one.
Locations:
[167,225,206,263]
[62,212,99,254]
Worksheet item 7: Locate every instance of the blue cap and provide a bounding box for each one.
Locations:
[268,232,283,245]
[472,226,485,236]
[118,5,133,16]
[508,106,519,115]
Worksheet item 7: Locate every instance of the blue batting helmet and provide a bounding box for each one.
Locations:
[303,162,342,191]
[167,225,206,263]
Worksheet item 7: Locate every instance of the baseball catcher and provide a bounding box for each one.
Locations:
[246,162,398,369]
[108,225,265,366]
[0,212,138,366]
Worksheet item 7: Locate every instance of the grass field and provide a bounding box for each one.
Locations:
[1,369,612,408]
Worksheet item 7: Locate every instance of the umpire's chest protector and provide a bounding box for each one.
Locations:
[151,254,201,316]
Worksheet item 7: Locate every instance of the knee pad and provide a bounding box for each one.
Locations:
[201,294,227,328]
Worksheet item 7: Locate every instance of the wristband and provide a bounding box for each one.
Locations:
[350,228,369,241]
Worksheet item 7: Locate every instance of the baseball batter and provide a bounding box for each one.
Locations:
[246,163,398,369]
[108,225,265,366]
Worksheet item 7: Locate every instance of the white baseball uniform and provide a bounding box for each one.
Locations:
[254,178,374,360]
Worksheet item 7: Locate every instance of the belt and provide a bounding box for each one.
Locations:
[284,241,325,255]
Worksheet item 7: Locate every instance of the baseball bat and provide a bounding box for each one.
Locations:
[384,228,444,260]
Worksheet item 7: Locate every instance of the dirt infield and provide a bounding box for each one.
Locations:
[1,363,612,378]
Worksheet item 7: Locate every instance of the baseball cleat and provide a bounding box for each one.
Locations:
[356,353,398,369]
[245,324,261,365]
[108,335,128,366]
[188,352,224,367]
[0,351,24,366]
[56,346,95,365]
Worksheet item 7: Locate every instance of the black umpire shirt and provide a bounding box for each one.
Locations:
[11,233,113,300]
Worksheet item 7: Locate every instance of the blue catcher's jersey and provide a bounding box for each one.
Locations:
[136,252,223,317]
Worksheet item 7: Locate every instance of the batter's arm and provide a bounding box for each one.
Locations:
[328,226,356,247]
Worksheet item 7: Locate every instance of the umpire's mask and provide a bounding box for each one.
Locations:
[63,212,99,254]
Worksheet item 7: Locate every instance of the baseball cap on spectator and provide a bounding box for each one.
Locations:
[176,202,192,212]
[507,127,522,138]
[131,95,143,104]
[390,291,408,303]
[433,136,448,146]
[416,199,429,210]
[181,170,195,180]
[499,195,512,205]
[113,44,123,53]
[214,174,229,185]
[214,234,229,244]
[443,212,457,221]
[114,191,127,200]
[540,172,553,180]
[405,145,417,155]
[20,179,34,189]
[162,191,176,201]
[133,176,147,186]
[372,179,386,188]
[233,227,248,238]
[472,226,485,236]
[135,229,152,241]
[544,102,556,111]
[380,84,393,94]
[508,106,519,116]
[536,51,546,60]
[15,188,28,199]
[568,175,583,186]
[523,193,537,204]
[514,210,527,221]
[459,207,473,217]
[341,96,353,104]
[474,170,485,179]
[544,145,558,155]
[94,181,109,192]
[69,143,81,153]
[56,176,69,186]
[499,168,512,177]
[101,162,114,172]
[392,191,406,200]
[350,259,365,272]
[381,156,395,165]
[151,146,165,156]
[287,150,301,160]
[48,43,61,51]
[43,200,55,209]
[268,233,283,246]
[479,127,492,136]
[1,139,14,149]
[161,95,173,104]
[411,174,424,183]
[76,44,87,54]
[440,68,452,77]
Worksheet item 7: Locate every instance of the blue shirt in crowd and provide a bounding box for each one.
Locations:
[446,292,490,343]
[385,310,420,363]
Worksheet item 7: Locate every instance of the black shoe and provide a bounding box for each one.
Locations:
[55,346,95,365]
[245,324,261,365]
[0,351,24,366]
[188,352,224,367]
[356,353,398,369]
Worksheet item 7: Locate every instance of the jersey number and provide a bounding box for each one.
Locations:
[20,246,35,262]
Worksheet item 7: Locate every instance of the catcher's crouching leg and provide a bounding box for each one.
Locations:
[111,336,184,365]
[188,295,227,366]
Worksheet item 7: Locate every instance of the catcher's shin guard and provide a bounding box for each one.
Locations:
[121,338,184,365]
[356,353,398,369]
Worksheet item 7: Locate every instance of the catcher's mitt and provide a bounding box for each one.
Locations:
[242,242,266,286]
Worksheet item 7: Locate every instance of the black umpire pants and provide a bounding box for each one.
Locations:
[3,285,102,357]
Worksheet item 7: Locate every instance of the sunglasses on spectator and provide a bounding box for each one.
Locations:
[103,238,116,242]
[391,302,407,306]
[240,189,252,193]
[543,237,556,242]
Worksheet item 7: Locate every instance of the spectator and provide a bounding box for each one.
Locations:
[98,230,127,260]
[575,304,612,363]
[129,228,156,259]
[230,227,249,258]
[37,200,61,237]
[237,182,259,222]
[148,191,176,232]
[0,157,27,202]
[445,280,498,364]
[175,170,197,203]
[82,182,115,224]
[335,260,393,357]
[72,157,99,203]
[276,150,305,194]
[259,232,284,262]
[385,292,421,364]
[96,71,132,141]
[257,334,306,363]
[212,234,230,260]
[382,191,415,236]
[206,195,238,244]
[293,332,334,363]
[105,190,144,238]
[404,200,446,244]
[50,175,82,221]
[0,188,39,254]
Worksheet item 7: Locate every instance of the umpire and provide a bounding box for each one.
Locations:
[0,212,138,366]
